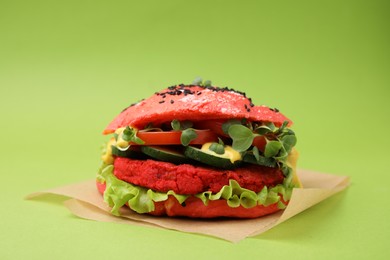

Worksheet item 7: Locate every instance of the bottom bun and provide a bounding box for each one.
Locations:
[96,181,286,219]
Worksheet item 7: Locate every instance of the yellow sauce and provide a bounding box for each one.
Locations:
[201,142,242,163]
[101,137,115,164]
[114,127,130,149]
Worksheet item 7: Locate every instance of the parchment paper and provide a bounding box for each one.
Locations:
[26,169,349,243]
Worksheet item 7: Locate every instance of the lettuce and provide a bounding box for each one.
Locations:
[97,164,294,216]
[99,165,188,216]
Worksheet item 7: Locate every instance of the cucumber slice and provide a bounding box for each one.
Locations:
[184,146,240,169]
[242,152,277,168]
[141,146,190,164]
[111,145,148,160]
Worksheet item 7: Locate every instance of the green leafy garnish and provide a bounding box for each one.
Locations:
[254,125,273,135]
[181,128,198,146]
[264,140,282,158]
[171,119,181,130]
[192,77,212,87]
[247,147,277,167]
[203,80,212,87]
[121,126,144,145]
[171,120,197,146]
[252,146,260,161]
[281,135,297,153]
[224,119,297,178]
[276,120,289,134]
[209,142,225,155]
[222,119,242,134]
[140,123,163,132]
[228,124,258,152]
[192,77,203,85]
[171,119,193,130]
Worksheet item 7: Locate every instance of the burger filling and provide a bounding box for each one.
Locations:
[98,118,299,216]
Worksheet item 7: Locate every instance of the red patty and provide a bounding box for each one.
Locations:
[113,157,285,195]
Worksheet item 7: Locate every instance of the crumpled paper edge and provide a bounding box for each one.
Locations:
[26,169,350,243]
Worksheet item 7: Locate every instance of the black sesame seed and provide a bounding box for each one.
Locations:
[170,100,174,104]
[159,100,165,104]
[164,84,256,106]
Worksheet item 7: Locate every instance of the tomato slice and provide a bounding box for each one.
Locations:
[132,130,218,145]
[195,120,268,151]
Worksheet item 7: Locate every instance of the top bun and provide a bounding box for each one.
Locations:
[104,84,292,134]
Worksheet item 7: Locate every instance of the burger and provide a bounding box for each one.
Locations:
[97,79,300,218]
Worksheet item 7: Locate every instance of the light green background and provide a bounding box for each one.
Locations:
[1,0,389,259]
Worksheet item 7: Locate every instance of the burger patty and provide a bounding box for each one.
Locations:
[113,157,285,195]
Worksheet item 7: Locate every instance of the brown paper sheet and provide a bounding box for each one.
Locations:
[26,169,349,243]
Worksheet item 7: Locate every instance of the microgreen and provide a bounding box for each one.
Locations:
[248,147,277,167]
[222,119,242,134]
[192,77,203,85]
[277,120,289,134]
[192,77,212,87]
[171,120,197,146]
[171,119,193,131]
[264,140,282,158]
[180,128,198,146]
[281,135,297,153]
[203,80,212,87]
[140,123,163,132]
[121,126,145,145]
[171,120,181,130]
[252,146,260,161]
[209,142,225,155]
[255,125,273,135]
[228,124,258,152]
[226,119,297,176]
